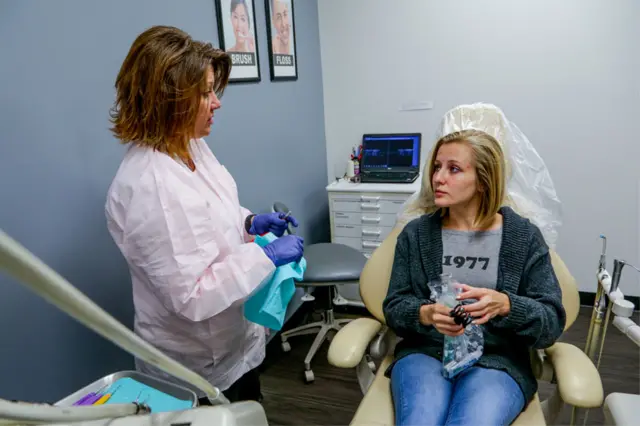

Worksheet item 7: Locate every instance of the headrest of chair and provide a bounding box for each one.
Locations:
[397,102,562,250]
[438,103,511,156]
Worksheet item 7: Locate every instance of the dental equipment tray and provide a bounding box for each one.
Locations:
[55,370,198,411]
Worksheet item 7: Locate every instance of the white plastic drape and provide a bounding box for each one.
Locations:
[397,103,562,249]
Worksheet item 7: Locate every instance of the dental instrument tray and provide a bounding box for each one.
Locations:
[55,370,198,412]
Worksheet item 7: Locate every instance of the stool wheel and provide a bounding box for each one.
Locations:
[304,369,315,383]
[281,341,291,353]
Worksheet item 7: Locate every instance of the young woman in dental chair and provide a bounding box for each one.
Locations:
[382,129,566,426]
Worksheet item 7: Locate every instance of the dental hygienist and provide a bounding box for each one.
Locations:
[104,25,304,404]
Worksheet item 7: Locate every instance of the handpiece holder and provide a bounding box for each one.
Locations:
[610,258,625,294]
[586,234,639,365]
[581,235,639,425]
[598,234,607,271]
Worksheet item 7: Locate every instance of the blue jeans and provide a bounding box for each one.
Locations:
[391,353,525,426]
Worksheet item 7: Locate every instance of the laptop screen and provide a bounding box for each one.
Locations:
[361,133,421,171]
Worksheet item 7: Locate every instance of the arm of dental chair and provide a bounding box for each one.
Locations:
[328,318,382,368]
[544,342,604,408]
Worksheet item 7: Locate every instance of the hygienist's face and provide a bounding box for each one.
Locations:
[432,142,481,208]
[195,65,220,138]
[232,4,250,42]
[272,0,290,45]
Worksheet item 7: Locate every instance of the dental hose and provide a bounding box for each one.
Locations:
[0,399,148,425]
[0,229,229,424]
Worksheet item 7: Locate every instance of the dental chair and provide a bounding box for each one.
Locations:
[328,227,603,425]
[326,103,605,425]
[272,202,367,383]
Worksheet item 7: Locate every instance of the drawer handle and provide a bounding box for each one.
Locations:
[362,229,381,236]
[361,195,380,202]
[361,216,381,223]
[364,253,372,259]
[360,203,381,210]
[362,241,381,248]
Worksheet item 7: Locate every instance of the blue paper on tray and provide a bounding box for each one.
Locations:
[103,377,192,412]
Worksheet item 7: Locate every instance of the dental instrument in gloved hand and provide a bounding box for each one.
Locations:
[261,235,304,267]
[282,211,298,235]
[249,212,299,237]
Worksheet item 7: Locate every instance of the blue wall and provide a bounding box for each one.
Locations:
[0,0,327,403]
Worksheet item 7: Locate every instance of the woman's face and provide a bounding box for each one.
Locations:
[231,4,250,41]
[431,142,480,208]
[194,66,221,139]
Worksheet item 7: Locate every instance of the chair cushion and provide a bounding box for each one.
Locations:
[350,356,546,426]
[302,243,367,283]
[513,394,546,425]
[350,356,395,426]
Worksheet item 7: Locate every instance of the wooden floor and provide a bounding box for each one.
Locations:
[259,306,639,426]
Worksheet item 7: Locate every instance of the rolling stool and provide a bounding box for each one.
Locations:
[272,202,367,383]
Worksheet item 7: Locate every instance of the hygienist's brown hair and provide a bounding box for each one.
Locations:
[109,25,231,161]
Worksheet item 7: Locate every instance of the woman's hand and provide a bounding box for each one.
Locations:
[261,235,304,267]
[419,303,464,337]
[250,212,299,237]
[456,284,511,325]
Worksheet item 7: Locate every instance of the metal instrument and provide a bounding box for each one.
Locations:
[582,234,638,424]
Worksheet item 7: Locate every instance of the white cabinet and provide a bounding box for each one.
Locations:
[326,179,420,305]
[326,179,421,259]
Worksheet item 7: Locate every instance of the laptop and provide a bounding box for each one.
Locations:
[359,133,421,183]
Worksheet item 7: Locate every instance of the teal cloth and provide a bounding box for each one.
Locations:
[244,232,306,331]
[103,377,193,412]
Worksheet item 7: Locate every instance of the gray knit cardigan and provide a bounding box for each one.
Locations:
[382,206,566,404]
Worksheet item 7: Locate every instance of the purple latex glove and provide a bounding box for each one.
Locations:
[250,212,299,237]
[262,235,304,267]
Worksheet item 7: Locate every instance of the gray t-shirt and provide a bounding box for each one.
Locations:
[442,228,502,290]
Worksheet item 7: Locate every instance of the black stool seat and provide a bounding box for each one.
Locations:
[301,243,367,284]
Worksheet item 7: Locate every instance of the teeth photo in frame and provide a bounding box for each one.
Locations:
[265,0,298,81]
[215,0,261,83]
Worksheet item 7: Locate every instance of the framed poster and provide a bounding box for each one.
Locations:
[265,0,298,81]
[215,0,261,83]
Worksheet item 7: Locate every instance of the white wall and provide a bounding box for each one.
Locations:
[318,0,640,296]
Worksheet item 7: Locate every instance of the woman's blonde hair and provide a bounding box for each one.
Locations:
[425,129,506,229]
[109,25,231,161]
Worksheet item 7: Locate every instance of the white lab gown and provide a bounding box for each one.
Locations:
[105,138,276,394]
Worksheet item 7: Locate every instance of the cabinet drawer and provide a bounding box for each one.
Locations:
[330,192,410,202]
[334,224,393,240]
[334,211,398,228]
[333,236,384,252]
[332,198,406,214]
